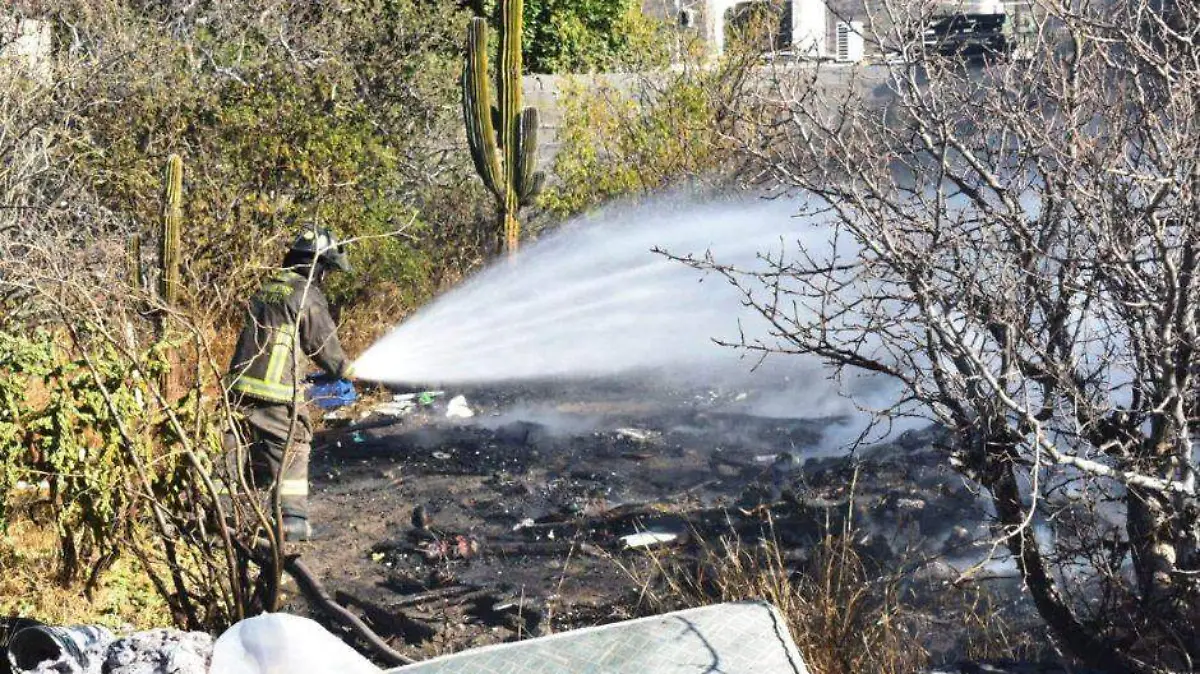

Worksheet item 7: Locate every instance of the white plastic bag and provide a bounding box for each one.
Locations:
[445,395,474,419]
[209,614,381,674]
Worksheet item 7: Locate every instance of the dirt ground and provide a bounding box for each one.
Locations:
[282,376,1033,664]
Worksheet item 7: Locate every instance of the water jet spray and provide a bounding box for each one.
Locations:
[353,196,916,454]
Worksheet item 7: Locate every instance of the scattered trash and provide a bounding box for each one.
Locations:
[512,518,535,531]
[421,535,480,561]
[351,431,366,444]
[210,613,380,674]
[2,620,213,674]
[6,622,113,674]
[372,391,447,419]
[373,401,414,417]
[615,428,657,442]
[432,451,452,460]
[621,531,679,549]
[418,391,444,406]
[446,395,474,419]
[305,375,358,410]
[103,629,212,674]
[392,391,444,405]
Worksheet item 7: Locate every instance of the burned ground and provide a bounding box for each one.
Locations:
[284,379,1037,665]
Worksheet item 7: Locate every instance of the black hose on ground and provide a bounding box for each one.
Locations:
[232,534,415,667]
[283,557,415,667]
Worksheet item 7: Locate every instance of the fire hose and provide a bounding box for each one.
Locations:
[283,556,414,667]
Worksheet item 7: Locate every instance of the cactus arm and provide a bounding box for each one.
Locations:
[496,0,537,254]
[463,18,503,196]
[515,107,543,204]
[519,172,545,207]
[498,0,524,256]
[160,153,183,309]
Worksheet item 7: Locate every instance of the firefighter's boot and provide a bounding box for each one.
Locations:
[282,516,313,542]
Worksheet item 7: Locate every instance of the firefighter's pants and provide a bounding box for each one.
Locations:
[220,401,312,522]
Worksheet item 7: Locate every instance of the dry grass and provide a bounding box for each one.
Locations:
[625,522,927,674]
[619,512,1038,674]
[0,509,173,629]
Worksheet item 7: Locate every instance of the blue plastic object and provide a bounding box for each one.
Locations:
[305,376,358,410]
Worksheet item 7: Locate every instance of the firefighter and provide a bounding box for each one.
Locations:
[222,225,355,541]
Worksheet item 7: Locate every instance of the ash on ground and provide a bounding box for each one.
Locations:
[102,630,211,674]
[292,376,1046,665]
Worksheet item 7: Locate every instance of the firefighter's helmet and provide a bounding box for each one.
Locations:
[290,225,351,272]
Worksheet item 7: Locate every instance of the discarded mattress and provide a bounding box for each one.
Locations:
[385,600,808,674]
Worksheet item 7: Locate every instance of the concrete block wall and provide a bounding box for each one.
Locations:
[523,65,890,171]
[523,72,649,172]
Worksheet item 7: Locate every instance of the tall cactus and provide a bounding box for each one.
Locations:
[156,154,184,396]
[462,0,544,257]
[160,154,184,310]
[128,233,144,291]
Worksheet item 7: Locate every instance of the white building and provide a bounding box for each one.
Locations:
[643,0,830,58]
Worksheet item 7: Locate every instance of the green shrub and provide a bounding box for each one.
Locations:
[540,53,755,218]
[0,330,217,594]
[477,0,672,73]
[0,330,158,558]
[64,0,482,328]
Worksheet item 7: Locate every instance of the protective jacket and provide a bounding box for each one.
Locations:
[227,269,352,404]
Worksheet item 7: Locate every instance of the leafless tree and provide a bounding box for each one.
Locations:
[682,1,1200,671]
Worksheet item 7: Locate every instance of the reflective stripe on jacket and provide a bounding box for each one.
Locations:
[227,270,351,404]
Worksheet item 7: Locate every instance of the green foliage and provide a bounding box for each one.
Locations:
[324,210,433,309]
[0,327,232,627]
[0,331,198,573]
[479,0,671,73]
[70,0,480,323]
[724,0,792,53]
[540,67,739,217]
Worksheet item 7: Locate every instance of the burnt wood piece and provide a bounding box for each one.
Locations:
[335,590,438,645]
[284,557,415,666]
